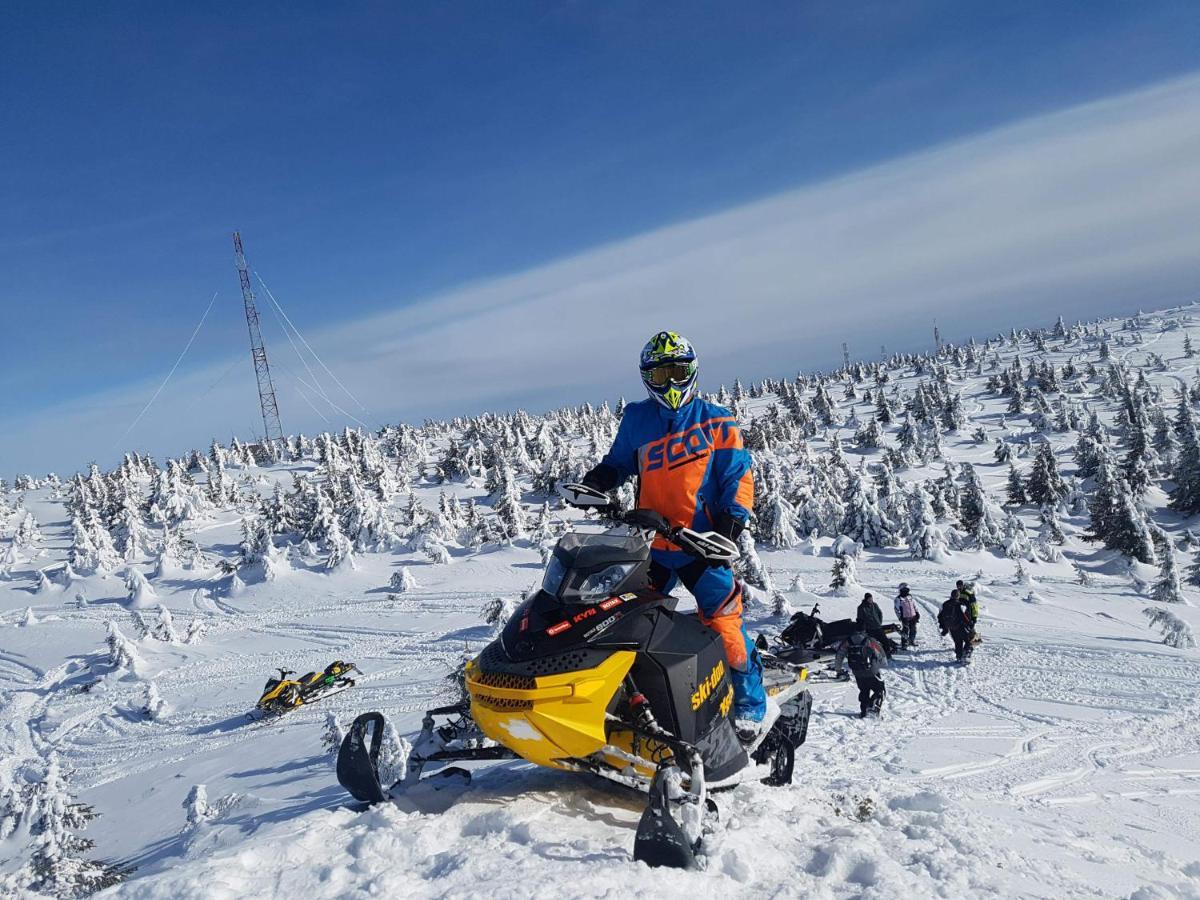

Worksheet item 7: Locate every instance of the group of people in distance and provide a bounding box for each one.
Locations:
[834,580,982,719]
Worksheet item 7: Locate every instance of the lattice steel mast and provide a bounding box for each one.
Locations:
[232,232,284,445]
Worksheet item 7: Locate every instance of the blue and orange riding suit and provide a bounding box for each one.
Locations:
[583,396,768,722]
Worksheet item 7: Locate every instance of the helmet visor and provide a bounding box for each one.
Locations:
[642,362,696,386]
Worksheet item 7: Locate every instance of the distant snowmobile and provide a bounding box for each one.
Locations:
[335,484,812,870]
[254,660,359,717]
[762,603,900,668]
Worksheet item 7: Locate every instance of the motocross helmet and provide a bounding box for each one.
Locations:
[640,331,699,411]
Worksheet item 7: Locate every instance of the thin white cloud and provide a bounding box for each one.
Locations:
[5,72,1200,475]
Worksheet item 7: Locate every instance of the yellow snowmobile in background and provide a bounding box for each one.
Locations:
[336,487,812,869]
[254,660,359,717]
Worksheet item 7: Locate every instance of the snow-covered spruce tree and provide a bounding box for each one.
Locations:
[754,478,799,549]
[491,460,528,541]
[344,477,398,552]
[839,473,896,548]
[105,621,142,674]
[389,567,418,594]
[873,459,907,529]
[1143,607,1195,648]
[907,485,951,562]
[324,516,356,571]
[151,605,179,642]
[770,590,793,618]
[958,464,1004,549]
[149,461,207,525]
[1178,527,1200,552]
[1111,485,1157,565]
[482,596,518,634]
[854,417,885,450]
[125,567,157,610]
[829,553,860,597]
[1150,528,1187,604]
[1026,442,1068,508]
[321,712,347,756]
[1002,513,1035,561]
[1087,455,1155,563]
[1006,464,1028,506]
[182,784,209,830]
[69,514,115,576]
[142,681,168,720]
[1169,418,1200,515]
[305,488,340,548]
[238,515,273,570]
[376,721,412,788]
[13,510,41,547]
[14,754,129,896]
[735,530,773,593]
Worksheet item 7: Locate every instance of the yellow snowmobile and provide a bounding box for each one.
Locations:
[336,486,812,869]
[255,660,359,717]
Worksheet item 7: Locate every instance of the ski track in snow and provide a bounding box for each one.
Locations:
[3,308,1200,898]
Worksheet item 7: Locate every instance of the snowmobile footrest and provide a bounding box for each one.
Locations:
[633,765,698,870]
[337,712,388,804]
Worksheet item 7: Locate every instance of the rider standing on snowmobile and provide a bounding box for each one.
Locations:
[893,583,920,650]
[834,625,886,718]
[580,331,767,739]
[938,589,976,664]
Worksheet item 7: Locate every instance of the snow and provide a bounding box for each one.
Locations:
[2,306,1200,897]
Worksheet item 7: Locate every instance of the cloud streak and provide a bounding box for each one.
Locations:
[5,72,1200,475]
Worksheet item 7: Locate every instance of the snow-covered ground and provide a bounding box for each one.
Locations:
[3,306,1200,898]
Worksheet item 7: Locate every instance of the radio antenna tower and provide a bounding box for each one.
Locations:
[232,232,284,447]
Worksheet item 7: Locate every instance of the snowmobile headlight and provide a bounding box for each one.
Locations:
[573,563,636,602]
[542,555,569,597]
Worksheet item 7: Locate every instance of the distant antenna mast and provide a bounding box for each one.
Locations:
[232,232,284,446]
[933,321,942,352]
[842,341,851,370]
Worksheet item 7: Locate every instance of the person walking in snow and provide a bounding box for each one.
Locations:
[835,625,887,718]
[893,583,920,650]
[576,331,767,741]
[856,592,895,658]
[956,578,982,645]
[955,579,980,625]
[857,592,883,632]
[938,589,976,664]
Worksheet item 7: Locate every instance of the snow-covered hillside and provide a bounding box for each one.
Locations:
[3,307,1200,898]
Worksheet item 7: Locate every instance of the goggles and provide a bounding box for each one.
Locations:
[642,362,696,386]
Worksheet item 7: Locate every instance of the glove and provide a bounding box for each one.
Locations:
[581,463,619,493]
[713,512,746,542]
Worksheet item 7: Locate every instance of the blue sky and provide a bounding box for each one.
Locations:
[2,2,1200,475]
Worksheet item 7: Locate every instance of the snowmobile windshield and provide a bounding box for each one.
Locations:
[541,532,647,604]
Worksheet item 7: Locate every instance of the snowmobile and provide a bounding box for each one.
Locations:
[335,484,813,869]
[762,603,900,672]
[254,660,359,717]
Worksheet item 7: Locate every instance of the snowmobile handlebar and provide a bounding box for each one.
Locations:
[559,483,739,565]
